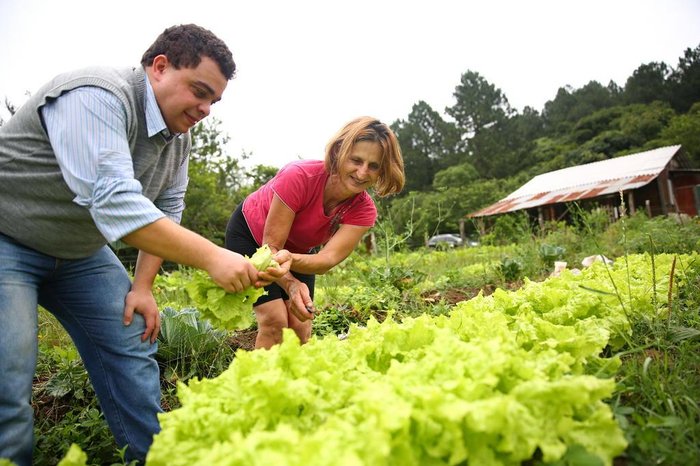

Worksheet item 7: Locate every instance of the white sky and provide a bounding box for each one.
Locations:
[1,0,699,169]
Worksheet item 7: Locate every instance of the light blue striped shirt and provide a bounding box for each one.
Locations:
[41,77,188,242]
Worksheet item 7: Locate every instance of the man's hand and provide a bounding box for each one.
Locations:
[206,247,259,292]
[256,249,292,287]
[123,288,160,343]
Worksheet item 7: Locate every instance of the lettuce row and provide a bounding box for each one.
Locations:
[146,253,697,466]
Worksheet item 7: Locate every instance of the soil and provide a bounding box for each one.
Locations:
[421,283,511,306]
[228,328,258,352]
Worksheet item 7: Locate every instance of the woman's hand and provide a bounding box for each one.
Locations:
[285,278,315,321]
[256,249,292,287]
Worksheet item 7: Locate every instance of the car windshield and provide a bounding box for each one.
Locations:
[428,234,461,243]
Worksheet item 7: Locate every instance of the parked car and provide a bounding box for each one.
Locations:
[427,233,463,248]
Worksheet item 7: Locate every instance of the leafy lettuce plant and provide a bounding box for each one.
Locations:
[183,245,277,330]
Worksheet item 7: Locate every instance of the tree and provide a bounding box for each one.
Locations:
[571,107,625,144]
[445,71,514,177]
[469,106,545,179]
[542,81,619,134]
[181,118,250,245]
[623,61,671,105]
[567,102,674,158]
[617,101,675,144]
[668,44,700,113]
[245,164,278,190]
[188,118,249,193]
[446,70,513,137]
[532,101,677,171]
[391,101,463,192]
[432,163,479,190]
[524,137,576,176]
[650,102,700,166]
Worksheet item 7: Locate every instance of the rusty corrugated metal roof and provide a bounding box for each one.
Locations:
[469,145,682,217]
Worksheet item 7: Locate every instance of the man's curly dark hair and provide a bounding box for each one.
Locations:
[141,24,236,80]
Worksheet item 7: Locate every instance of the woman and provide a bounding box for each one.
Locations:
[225,116,405,349]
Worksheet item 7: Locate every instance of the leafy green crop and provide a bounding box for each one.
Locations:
[181,245,277,330]
[56,444,87,466]
[146,253,700,466]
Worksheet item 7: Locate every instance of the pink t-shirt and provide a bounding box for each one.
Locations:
[242,160,377,253]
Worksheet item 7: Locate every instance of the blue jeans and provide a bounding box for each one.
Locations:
[0,233,162,465]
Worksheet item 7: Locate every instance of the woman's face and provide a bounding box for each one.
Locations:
[337,141,382,195]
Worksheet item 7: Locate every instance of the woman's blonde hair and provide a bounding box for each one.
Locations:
[324,116,405,197]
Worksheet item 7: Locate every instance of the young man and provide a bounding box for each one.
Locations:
[0,24,290,465]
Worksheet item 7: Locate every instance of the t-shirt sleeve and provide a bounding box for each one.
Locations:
[342,193,377,227]
[269,164,310,212]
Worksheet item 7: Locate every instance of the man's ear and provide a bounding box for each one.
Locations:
[150,54,170,80]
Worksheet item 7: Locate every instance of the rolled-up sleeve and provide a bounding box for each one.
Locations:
[42,87,165,242]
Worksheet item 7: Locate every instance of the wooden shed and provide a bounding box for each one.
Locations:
[468,145,700,225]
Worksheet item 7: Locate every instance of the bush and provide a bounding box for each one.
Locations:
[602,213,700,255]
[482,212,532,246]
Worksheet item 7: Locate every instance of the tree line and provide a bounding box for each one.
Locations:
[2,44,699,251]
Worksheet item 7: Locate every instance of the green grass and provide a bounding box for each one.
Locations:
[611,258,700,465]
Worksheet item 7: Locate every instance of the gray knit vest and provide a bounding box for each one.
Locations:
[0,66,191,259]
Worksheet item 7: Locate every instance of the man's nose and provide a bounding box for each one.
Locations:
[198,101,211,117]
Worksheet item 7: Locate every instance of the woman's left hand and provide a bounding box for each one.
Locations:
[256,249,292,286]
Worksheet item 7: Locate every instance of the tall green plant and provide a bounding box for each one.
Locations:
[157,307,234,399]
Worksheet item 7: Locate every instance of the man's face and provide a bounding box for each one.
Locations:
[149,55,228,134]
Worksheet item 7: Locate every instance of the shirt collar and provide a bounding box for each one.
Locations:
[144,75,178,140]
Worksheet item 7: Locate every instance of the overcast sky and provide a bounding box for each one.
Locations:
[1,0,699,169]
